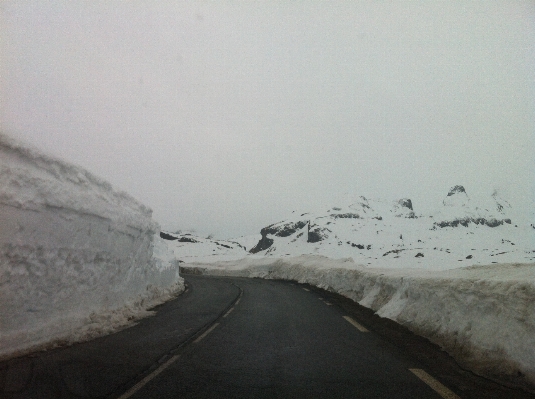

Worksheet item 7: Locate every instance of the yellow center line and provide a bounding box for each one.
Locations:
[343,316,369,332]
[409,369,461,399]
[193,323,220,343]
[117,354,180,399]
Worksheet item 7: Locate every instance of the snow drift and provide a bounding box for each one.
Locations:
[182,256,535,391]
[0,133,184,359]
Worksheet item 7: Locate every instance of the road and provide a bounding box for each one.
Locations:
[0,275,532,398]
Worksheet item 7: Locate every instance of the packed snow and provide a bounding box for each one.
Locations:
[172,187,535,390]
[0,133,184,359]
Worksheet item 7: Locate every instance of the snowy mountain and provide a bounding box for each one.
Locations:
[432,185,512,228]
[244,186,534,270]
[160,231,250,263]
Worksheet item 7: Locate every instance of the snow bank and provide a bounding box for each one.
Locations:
[182,256,535,390]
[0,133,184,359]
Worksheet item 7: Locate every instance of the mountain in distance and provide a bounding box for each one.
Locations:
[161,186,534,270]
[247,185,533,270]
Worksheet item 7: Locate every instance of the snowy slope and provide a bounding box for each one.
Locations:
[247,188,534,270]
[0,133,184,359]
[160,231,250,263]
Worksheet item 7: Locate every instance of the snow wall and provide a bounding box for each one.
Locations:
[0,133,184,359]
[182,256,535,391]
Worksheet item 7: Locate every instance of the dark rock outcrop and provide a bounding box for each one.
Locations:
[447,185,466,196]
[434,217,511,228]
[160,232,178,240]
[250,220,308,253]
[262,220,308,238]
[178,236,198,243]
[398,198,413,210]
[331,213,360,219]
[250,236,274,254]
[307,224,330,243]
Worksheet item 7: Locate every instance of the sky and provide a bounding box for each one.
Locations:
[1,1,534,238]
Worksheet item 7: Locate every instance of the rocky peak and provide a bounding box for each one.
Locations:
[398,198,413,211]
[443,185,470,207]
[447,185,466,196]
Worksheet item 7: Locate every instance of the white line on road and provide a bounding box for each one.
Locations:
[193,323,220,343]
[325,302,332,306]
[302,288,310,291]
[343,316,369,332]
[223,307,234,318]
[409,369,461,399]
[117,355,180,399]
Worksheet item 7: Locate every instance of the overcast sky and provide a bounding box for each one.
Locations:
[1,1,534,238]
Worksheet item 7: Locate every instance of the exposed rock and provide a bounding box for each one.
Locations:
[178,236,198,243]
[262,220,308,238]
[250,220,308,254]
[383,249,405,256]
[307,224,330,243]
[434,217,511,229]
[443,185,470,207]
[448,185,466,195]
[398,198,413,210]
[250,236,274,254]
[331,213,360,219]
[160,232,178,240]
[415,252,424,258]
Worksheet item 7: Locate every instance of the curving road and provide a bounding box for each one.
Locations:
[0,275,531,398]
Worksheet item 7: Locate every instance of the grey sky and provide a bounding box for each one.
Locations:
[2,1,534,238]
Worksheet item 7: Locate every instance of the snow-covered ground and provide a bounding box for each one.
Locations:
[167,187,534,270]
[159,231,256,263]
[173,187,535,390]
[0,133,184,359]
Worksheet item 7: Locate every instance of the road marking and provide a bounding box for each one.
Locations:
[193,323,220,343]
[117,354,180,399]
[325,302,332,306]
[235,297,241,305]
[223,307,234,318]
[302,288,310,291]
[409,369,461,399]
[343,316,369,332]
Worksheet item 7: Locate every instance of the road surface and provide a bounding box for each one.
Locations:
[0,275,532,398]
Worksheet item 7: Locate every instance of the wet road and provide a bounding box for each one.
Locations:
[1,275,532,398]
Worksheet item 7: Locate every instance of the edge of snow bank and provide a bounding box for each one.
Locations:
[181,256,535,391]
[0,133,185,360]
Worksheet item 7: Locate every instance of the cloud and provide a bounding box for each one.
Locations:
[2,1,534,237]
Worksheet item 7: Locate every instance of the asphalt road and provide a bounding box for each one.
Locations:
[0,275,532,398]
